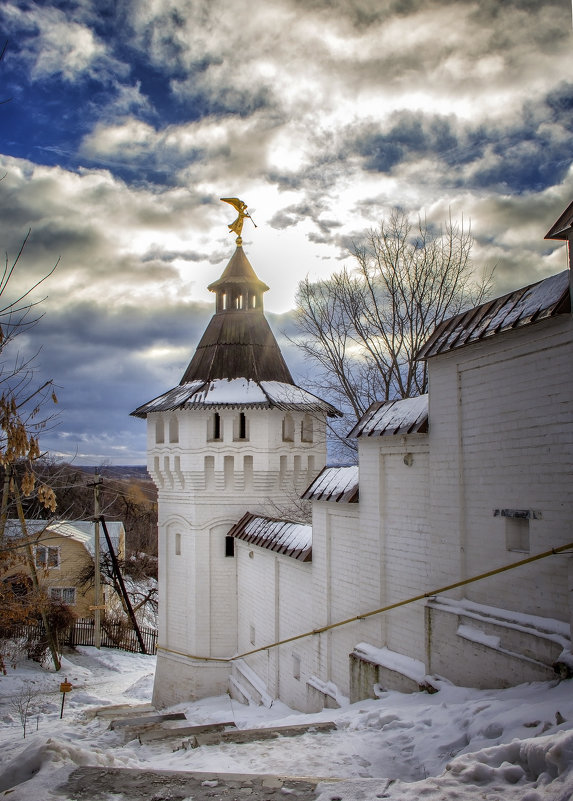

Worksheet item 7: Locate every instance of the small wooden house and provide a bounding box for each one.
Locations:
[2,519,125,619]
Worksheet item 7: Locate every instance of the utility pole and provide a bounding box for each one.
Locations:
[89,473,104,649]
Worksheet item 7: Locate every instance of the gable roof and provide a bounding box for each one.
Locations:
[3,519,125,557]
[302,465,359,503]
[545,200,573,240]
[131,377,341,417]
[228,512,312,562]
[347,394,429,439]
[417,270,570,360]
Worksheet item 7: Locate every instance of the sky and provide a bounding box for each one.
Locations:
[1,646,573,799]
[0,0,572,465]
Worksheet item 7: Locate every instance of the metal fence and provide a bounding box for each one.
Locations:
[67,618,158,654]
[2,619,157,656]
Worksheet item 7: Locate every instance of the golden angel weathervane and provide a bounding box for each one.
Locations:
[221,197,257,245]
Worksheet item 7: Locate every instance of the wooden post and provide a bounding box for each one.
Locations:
[91,474,103,649]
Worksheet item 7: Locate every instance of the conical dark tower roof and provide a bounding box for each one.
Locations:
[180,244,295,384]
[131,201,341,420]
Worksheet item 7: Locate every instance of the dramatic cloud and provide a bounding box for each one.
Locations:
[0,0,571,463]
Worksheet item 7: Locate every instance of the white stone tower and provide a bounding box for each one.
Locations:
[132,214,339,707]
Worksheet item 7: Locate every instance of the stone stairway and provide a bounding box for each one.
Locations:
[57,767,334,800]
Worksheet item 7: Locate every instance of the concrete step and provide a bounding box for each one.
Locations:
[60,766,335,801]
[139,720,236,744]
[87,703,156,720]
[184,721,336,749]
[110,712,186,730]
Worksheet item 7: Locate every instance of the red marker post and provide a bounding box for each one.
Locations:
[59,677,73,718]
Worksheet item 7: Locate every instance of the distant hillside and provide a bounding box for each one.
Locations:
[78,465,151,481]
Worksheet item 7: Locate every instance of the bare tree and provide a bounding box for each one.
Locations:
[10,682,36,738]
[0,236,61,669]
[294,209,492,456]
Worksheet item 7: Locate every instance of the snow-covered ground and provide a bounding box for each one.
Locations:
[1,646,572,800]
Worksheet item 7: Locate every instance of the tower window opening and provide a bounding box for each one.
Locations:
[169,417,179,443]
[175,532,181,556]
[155,418,164,444]
[222,292,227,310]
[301,414,313,443]
[282,413,294,442]
[251,294,257,308]
[225,536,235,557]
[234,411,248,441]
[209,412,221,441]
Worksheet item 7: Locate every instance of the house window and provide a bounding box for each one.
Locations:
[301,414,313,443]
[4,574,32,597]
[175,532,181,556]
[35,545,60,569]
[282,414,294,442]
[225,536,235,557]
[155,418,164,444]
[49,587,76,605]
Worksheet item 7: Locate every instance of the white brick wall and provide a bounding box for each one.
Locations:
[150,403,328,705]
[429,316,573,621]
[235,539,314,711]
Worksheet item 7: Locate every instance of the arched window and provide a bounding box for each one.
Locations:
[301,414,313,443]
[282,413,294,442]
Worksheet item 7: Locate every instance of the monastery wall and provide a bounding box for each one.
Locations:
[234,539,313,711]
[428,314,573,622]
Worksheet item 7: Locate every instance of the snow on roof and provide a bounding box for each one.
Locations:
[302,465,359,503]
[417,270,570,360]
[347,395,429,439]
[228,512,312,561]
[131,378,341,417]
